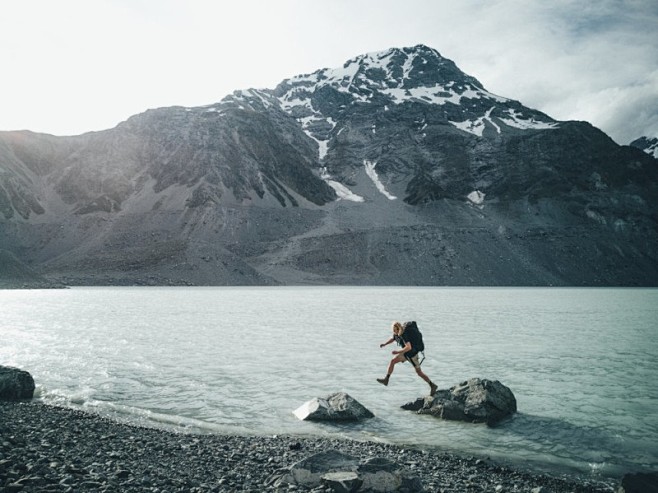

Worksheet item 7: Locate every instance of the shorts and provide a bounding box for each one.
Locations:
[403,352,421,368]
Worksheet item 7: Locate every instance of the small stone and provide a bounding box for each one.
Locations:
[59,476,74,485]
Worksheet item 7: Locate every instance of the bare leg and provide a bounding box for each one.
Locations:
[377,354,405,386]
[386,358,399,376]
[415,367,438,395]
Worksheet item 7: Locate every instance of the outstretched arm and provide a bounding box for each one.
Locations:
[379,337,395,348]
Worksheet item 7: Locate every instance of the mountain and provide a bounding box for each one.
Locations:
[630,136,658,160]
[1,44,657,287]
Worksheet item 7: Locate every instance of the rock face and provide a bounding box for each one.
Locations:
[269,450,423,492]
[1,45,657,287]
[294,392,374,421]
[0,366,36,400]
[402,378,516,425]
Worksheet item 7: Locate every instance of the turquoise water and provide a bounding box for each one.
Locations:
[1,287,656,480]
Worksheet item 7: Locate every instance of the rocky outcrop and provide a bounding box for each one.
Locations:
[0,366,35,400]
[293,392,374,421]
[267,450,423,492]
[630,136,658,159]
[402,378,517,425]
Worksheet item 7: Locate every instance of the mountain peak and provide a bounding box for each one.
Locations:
[267,45,558,149]
[283,44,486,98]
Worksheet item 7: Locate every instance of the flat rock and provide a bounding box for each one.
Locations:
[272,450,423,492]
[294,392,374,421]
[284,450,359,486]
[322,471,363,493]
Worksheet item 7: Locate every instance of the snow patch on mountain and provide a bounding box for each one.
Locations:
[451,107,557,137]
[299,115,336,160]
[450,107,500,137]
[364,160,396,200]
[467,190,486,206]
[320,168,364,202]
[240,89,274,109]
[499,109,559,131]
[649,143,658,159]
[382,83,482,106]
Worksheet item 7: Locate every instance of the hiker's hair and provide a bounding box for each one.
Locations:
[392,321,404,334]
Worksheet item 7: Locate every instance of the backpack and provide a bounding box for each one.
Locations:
[402,321,425,352]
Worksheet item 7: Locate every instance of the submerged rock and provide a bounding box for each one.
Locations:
[0,366,36,400]
[402,378,516,425]
[293,392,374,421]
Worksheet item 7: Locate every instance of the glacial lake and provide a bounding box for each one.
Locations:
[2,286,657,480]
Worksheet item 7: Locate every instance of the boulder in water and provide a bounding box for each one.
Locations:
[293,392,374,421]
[0,366,36,400]
[402,378,517,425]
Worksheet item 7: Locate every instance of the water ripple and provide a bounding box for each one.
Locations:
[2,286,657,479]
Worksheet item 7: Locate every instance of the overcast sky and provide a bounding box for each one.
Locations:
[1,0,656,144]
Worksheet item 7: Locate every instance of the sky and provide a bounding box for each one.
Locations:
[1,0,656,144]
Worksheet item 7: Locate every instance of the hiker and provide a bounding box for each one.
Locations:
[377,321,438,396]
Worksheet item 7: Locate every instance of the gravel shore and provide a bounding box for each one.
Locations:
[1,401,617,492]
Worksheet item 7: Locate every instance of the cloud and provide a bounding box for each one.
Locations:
[0,0,656,143]
[423,0,658,143]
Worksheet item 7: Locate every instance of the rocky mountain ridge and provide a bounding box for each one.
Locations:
[1,45,657,287]
[631,136,658,159]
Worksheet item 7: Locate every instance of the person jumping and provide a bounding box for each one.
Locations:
[377,321,438,396]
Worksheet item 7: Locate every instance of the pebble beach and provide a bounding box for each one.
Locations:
[0,401,619,492]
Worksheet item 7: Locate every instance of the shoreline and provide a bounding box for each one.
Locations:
[1,401,618,492]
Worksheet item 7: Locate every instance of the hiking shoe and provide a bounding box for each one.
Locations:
[377,378,389,386]
[430,383,438,396]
